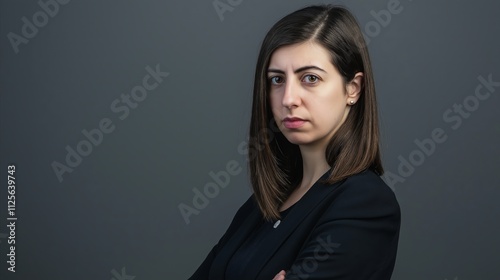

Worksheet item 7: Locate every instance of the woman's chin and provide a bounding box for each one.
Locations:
[283,135,314,146]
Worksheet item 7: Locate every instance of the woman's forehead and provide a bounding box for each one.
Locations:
[268,42,332,71]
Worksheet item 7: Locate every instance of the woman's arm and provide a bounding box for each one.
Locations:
[188,196,256,280]
[189,242,220,280]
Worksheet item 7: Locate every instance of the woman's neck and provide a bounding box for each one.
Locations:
[298,144,331,189]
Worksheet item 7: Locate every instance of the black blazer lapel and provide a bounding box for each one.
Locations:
[244,170,347,279]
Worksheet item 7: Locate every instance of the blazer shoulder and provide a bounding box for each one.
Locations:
[345,169,396,196]
[235,195,258,216]
[323,169,400,219]
[224,195,258,232]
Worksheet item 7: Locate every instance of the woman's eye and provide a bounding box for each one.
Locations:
[270,76,284,85]
[303,75,319,83]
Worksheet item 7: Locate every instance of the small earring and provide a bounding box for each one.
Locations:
[350,100,355,105]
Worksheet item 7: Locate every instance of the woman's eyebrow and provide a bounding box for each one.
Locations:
[267,65,327,74]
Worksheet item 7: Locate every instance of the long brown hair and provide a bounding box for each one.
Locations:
[248,5,383,221]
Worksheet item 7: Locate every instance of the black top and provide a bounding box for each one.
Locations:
[225,206,295,279]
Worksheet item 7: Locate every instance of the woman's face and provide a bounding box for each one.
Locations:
[268,41,361,148]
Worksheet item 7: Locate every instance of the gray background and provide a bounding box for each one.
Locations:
[1,0,499,279]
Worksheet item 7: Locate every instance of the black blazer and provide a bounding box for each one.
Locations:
[189,169,401,280]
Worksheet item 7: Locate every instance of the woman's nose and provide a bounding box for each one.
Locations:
[282,80,301,109]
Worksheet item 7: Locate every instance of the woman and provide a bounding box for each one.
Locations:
[189,5,400,280]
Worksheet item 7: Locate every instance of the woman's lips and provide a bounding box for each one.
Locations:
[283,117,306,129]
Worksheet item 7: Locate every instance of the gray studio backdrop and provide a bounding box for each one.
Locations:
[0,0,499,279]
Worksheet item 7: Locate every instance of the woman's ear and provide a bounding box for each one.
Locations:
[346,72,363,105]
